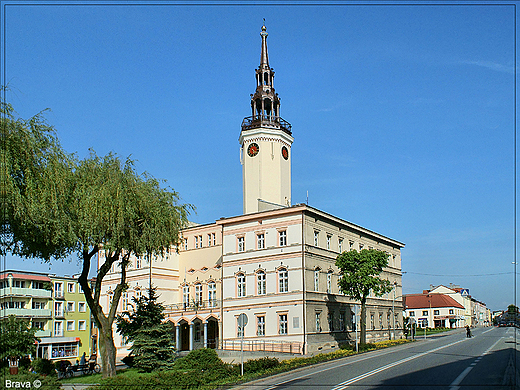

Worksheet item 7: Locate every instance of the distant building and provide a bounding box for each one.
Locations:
[100,23,404,357]
[403,293,465,328]
[0,270,92,361]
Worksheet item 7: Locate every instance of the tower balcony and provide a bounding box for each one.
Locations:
[241,115,292,135]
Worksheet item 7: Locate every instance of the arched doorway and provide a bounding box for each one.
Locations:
[207,318,219,349]
[178,320,190,351]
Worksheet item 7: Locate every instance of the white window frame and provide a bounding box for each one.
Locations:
[257,271,266,295]
[237,236,245,252]
[66,301,75,312]
[278,268,288,293]
[257,315,265,336]
[195,284,203,304]
[327,271,332,293]
[66,320,75,332]
[314,231,319,246]
[327,235,331,250]
[279,230,287,246]
[54,321,63,337]
[237,273,246,297]
[257,233,265,249]
[78,302,86,313]
[314,269,320,291]
[183,286,190,308]
[208,282,217,307]
[78,320,86,331]
[279,314,288,335]
[67,282,75,293]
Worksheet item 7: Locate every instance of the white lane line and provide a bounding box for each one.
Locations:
[330,338,467,390]
[449,336,504,390]
[262,342,421,390]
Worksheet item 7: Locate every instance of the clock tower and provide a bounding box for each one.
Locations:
[240,24,294,215]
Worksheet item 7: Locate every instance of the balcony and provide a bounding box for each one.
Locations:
[241,115,292,135]
[35,329,52,338]
[0,308,52,318]
[165,300,220,313]
[0,287,51,299]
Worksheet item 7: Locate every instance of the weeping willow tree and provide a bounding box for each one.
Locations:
[2,96,192,377]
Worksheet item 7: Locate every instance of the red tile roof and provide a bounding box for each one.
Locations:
[404,294,464,310]
[0,273,51,282]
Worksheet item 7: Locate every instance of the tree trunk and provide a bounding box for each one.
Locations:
[360,297,367,345]
[99,327,117,378]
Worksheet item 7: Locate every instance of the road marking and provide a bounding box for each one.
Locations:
[261,342,421,390]
[330,338,467,390]
[449,336,503,390]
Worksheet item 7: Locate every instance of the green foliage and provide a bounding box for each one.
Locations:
[117,287,176,373]
[335,249,392,344]
[508,304,518,313]
[335,249,392,301]
[0,316,39,360]
[174,348,223,372]
[243,357,280,373]
[31,358,55,376]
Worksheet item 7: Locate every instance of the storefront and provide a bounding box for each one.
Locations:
[36,337,80,361]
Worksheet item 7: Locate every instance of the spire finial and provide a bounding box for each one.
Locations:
[260,21,269,67]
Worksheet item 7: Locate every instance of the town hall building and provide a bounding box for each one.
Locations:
[99,24,405,357]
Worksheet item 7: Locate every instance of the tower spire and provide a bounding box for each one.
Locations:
[260,20,269,69]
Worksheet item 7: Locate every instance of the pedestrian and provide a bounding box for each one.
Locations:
[80,352,86,366]
[465,325,471,338]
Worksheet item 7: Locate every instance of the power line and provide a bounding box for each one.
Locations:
[403,271,514,277]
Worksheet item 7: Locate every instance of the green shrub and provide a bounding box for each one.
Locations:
[174,348,223,371]
[32,358,55,376]
[243,357,280,373]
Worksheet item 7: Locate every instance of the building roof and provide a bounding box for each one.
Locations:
[404,294,464,310]
[0,270,51,282]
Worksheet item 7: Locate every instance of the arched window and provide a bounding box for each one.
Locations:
[237,273,246,297]
[264,72,268,85]
[278,268,288,293]
[194,283,203,305]
[314,268,321,291]
[327,270,333,293]
[182,285,190,309]
[257,271,266,295]
[208,281,217,307]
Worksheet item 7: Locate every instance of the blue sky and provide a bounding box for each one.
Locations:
[1,2,516,311]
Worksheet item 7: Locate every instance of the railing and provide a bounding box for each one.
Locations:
[241,115,292,135]
[0,287,51,298]
[0,308,52,318]
[35,329,52,338]
[165,300,220,312]
[221,339,303,355]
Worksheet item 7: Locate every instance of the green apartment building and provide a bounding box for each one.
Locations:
[0,270,93,362]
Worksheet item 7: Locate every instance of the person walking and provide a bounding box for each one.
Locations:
[465,325,471,338]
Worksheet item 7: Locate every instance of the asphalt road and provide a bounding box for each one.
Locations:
[235,327,519,390]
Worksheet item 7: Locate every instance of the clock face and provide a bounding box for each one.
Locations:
[281,146,289,160]
[247,143,259,157]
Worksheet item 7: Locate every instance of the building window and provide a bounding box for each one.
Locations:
[279,314,288,335]
[195,284,203,304]
[314,269,320,291]
[66,302,74,312]
[183,238,188,251]
[212,233,216,246]
[339,312,345,331]
[387,313,391,328]
[327,235,331,250]
[237,273,246,297]
[257,271,266,295]
[54,321,63,337]
[78,302,86,312]
[198,235,203,248]
[67,283,75,293]
[328,312,334,331]
[257,233,265,249]
[349,241,354,250]
[33,321,45,330]
[279,230,287,246]
[379,313,383,329]
[54,282,63,299]
[238,236,245,252]
[409,311,415,316]
[183,286,190,309]
[78,320,86,331]
[66,321,75,332]
[370,314,375,330]
[136,256,142,269]
[422,310,428,316]
[315,312,321,332]
[359,244,364,250]
[122,292,128,311]
[449,309,454,315]
[207,234,212,246]
[339,238,343,252]
[257,316,265,336]
[32,301,45,310]
[208,282,217,307]
[54,302,63,317]
[195,236,199,249]
[278,268,288,293]
[314,231,319,246]
[326,271,332,293]
[434,310,440,315]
